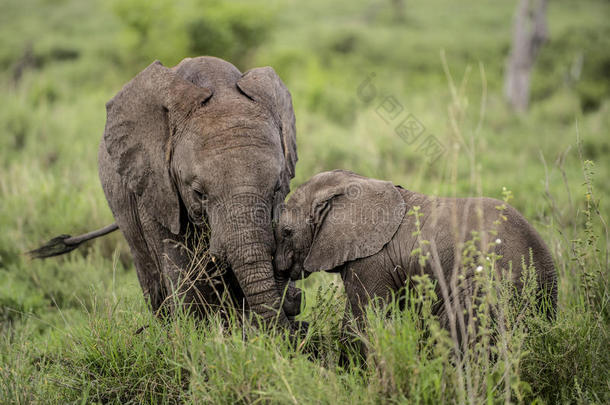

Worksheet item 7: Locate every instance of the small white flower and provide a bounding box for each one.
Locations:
[495,238,501,244]
[486,256,491,261]
[476,265,483,272]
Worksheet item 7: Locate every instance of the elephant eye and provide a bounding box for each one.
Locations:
[193,185,207,202]
[281,228,293,238]
[199,92,213,107]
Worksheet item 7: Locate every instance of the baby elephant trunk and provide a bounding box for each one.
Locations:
[274,273,303,319]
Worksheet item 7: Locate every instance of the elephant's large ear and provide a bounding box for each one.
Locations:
[236,67,297,199]
[303,171,407,272]
[104,60,212,234]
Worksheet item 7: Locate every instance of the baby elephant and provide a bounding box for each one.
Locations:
[274,170,557,352]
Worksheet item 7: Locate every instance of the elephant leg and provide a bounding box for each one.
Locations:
[433,271,483,349]
[338,300,366,368]
[140,216,240,320]
[121,193,168,313]
[338,261,374,368]
[338,254,399,368]
[99,140,167,313]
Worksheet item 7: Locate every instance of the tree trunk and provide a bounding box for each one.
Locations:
[504,0,548,113]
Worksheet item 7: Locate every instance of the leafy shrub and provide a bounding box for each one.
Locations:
[186,1,274,68]
[112,0,274,69]
[532,25,610,112]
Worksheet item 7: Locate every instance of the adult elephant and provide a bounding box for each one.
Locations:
[31,56,302,328]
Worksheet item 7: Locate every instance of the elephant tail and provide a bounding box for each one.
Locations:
[28,223,119,259]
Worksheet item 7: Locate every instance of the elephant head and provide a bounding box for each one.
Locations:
[274,170,406,279]
[103,57,299,325]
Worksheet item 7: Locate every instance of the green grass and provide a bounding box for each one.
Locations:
[1,0,609,403]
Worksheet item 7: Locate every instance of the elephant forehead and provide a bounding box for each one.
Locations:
[282,199,308,223]
[176,136,283,185]
[286,188,310,210]
[309,170,364,188]
[185,117,283,152]
[173,56,242,89]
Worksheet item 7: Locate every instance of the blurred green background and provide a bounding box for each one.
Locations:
[0,0,608,402]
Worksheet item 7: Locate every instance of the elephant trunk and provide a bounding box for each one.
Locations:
[274,273,302,319]
[212,192,289,327]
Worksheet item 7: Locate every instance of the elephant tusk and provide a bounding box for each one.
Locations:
[211,255,217,264]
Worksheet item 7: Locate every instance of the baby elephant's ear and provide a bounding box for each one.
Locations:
[303,173,407,272]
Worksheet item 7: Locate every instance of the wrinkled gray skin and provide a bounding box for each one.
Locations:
[99,56,301,326]
[274,170,557,349]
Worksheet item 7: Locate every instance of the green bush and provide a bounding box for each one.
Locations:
[532,24,610,112]
[112,0,274,69]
